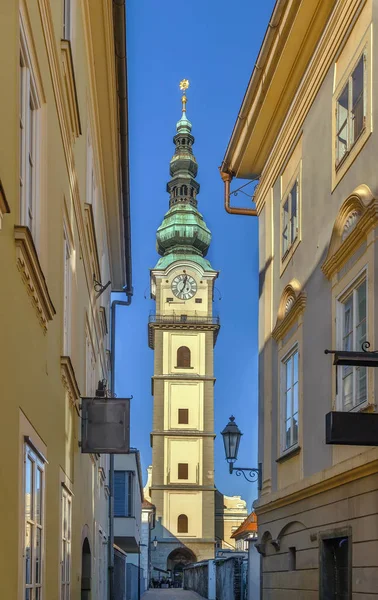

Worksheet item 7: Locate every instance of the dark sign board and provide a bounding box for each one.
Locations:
[81,397,130,454]
[326,411,378,446]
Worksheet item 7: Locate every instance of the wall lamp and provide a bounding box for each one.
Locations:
[221,416,262,490]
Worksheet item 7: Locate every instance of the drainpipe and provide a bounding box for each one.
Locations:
[219,170,257,217]
[109,1,133,598]
[109,297,132,600]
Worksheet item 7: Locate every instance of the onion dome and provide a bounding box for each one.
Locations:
[155,81,213,271]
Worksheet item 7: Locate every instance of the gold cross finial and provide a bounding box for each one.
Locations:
[179,79,189,113]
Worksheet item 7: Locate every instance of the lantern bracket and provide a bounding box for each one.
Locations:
[229,462,262,490]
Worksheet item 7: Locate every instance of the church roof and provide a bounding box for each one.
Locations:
[154,81,212,270]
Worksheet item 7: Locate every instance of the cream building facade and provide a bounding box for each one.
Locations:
[222,0,378,597]
[0,1,131,599]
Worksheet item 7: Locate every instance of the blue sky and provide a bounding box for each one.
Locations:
[113,0,276,509]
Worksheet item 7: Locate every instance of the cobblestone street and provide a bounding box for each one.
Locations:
[142,590,205,600]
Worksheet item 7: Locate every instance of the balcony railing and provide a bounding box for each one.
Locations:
[149,314,220,326]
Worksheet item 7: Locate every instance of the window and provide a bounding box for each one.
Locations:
[177,514,188,534]
[282,179,298,258]
[178,409,189,425]
[321,536,350,598]
[336,53,365,166]
[63,0,71,40]
[61,486,72,600]
[282,348,299,451]
[24,442,45,600]
[63,229,72,355]
[20,30,40,244]
[114,471,134,517]
[177,346,191,368]
[85,328,96,396]
[338,277,367,411]
[288,547,296,571]
[178,463,188,480]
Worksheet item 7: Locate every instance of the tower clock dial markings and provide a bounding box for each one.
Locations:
[171,274,197,299]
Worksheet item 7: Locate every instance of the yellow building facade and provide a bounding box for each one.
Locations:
[0,1,131,598]
[223,0,378,596]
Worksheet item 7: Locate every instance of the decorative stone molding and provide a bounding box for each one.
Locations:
[322,185,378,279]
[273,280,306,341]
[14,226,56,333]
[0,180,10,228]
[60,40,81,140]
[60,356,80,413]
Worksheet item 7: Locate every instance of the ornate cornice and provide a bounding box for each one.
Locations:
[0,180,10,228]
[60,356,80,413]
[322,185,378,279]
[272,282,306,341]
[14,226,56,333]
[60,40,81,139]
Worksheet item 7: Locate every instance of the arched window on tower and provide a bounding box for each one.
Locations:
[183,185,188,196]
[190,188,194,197]
[177,346,191,368]
[178,514,188,534]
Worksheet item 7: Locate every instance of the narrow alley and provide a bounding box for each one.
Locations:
[142,590,205,600]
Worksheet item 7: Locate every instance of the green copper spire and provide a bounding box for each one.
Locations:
[155,81,212,271]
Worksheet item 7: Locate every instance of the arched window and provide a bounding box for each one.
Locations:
[178,514,188,533]
[183,185,188,195]
[177,346,191,368]
[190,188,194,197]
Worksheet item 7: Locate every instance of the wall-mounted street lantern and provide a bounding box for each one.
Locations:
[221,416,262,490]
[153,536,158,550]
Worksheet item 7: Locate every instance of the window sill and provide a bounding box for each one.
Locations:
[174,366,194,370]
[14,226,56,333]
[276,445,301,463]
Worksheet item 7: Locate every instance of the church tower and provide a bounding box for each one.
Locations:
[148,81,220,578]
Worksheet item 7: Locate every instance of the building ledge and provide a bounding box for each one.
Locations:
[148,314,220,348]
[14,226,56,333]
[60,356,81,413]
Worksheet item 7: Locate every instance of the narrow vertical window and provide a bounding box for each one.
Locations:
[336,53,366,166]
[114,471,134,517]
[61,486,72,600]
[281,180,299,258]
[177,346,191,368]
[177,514,188,534]
[178,409,189,425]
[85,329,96,396]
[282,348,299,451]
[20,29,40,244]
[338,277,367,411]
[24,442,45,600]
[178,463,188,480]
[63,229,72,355]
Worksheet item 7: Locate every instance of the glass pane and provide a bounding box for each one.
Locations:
[286,357,292,392]
[67,498,72,541]
[352,56,364,142]
[337,84,349,162]
[357,367,367,404]
[25,457,33,520]
[286,390,291,421]
[25,523,32,584]
[292,413,298,445]
[293,382,298,415]
[290,183,298,242]
[282,200,289,254]
[285,420,291,449]
[35,528,42,583]
[25,589,31,600]
[343,372,353,410]
[35,587,41,600]
[293,351,298,384]
[36,468,42,525]
[356,280,367,350]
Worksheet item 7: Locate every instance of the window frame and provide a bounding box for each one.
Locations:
[23,441,45,600]
[281,177,299,260]
[20,22,41,247]
[61,485,72,600]
[336,271,368,412]
[177,514,188,534]
[335,51,366,170]
[280,344,299,454]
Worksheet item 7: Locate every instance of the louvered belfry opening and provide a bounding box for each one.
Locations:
[177,345,191,367]
[177,514,188,533]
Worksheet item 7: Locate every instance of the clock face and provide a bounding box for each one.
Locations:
[171,274,197,300]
